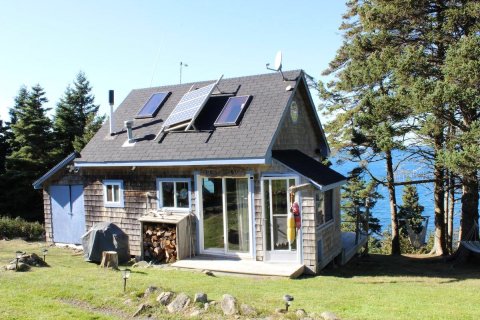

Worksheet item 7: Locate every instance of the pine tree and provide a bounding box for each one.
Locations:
[341,175,382,238]
[321,0,479,255]
[0,118,8,174]
[53,71,102,159]
[398,184,425,234]
[4,85,53,220]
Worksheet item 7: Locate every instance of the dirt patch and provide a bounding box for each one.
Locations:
[59,298,132,319]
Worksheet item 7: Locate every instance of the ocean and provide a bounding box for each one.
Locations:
[331,150,461,235]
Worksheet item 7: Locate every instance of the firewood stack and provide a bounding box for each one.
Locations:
[143,223,177,263]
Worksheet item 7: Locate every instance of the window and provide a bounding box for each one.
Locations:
[157,178,191,209]
[315,189,333,226]
[135,92,170,118]
[214,95,252,127]
[103,180,124,208]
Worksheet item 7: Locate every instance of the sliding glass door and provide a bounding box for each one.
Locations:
[202,177,250,255]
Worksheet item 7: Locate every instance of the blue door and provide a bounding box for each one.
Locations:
[51,185,86,244]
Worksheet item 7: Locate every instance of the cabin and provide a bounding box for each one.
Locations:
[33,70,350,276]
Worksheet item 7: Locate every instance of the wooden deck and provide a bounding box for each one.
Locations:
[172,256,305,279]
[341,231,367,265]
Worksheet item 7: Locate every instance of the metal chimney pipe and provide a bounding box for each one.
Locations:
[109,90,115,135]
[124,120,135,143]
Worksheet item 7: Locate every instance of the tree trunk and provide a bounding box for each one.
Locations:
[386,150,400,255]
[460,174,479,241]
[447,172,455,252]
[430,134,448,256]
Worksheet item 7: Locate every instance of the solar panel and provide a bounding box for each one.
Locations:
[214,95,251,127]
[162,76,222,131]
[135,92,170,119]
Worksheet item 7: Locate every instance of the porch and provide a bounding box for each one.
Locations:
[340,231,367,265]
[171,255,305,279]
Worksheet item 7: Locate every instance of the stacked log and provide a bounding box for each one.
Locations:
[143,223,177,263]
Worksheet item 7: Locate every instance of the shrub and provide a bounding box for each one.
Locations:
[0,216,44,240]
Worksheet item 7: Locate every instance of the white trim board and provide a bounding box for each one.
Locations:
[75,158,266,167]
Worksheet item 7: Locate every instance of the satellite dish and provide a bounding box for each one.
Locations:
[274,51,282,71]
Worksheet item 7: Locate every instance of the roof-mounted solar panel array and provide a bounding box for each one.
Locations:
[159,75,223,134]
[136,92,171,119]
[214,95,252,127]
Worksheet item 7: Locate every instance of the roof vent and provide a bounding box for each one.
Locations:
[124,120,135,143]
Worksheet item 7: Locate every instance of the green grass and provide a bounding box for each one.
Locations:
[1,239,480,319]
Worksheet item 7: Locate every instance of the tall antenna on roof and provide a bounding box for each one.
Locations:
[179,61,188,84]
[266,51,286,81]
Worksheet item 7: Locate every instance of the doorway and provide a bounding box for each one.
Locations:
[201,177,251,256]
[262,176,300,262]
[50,185,86,244]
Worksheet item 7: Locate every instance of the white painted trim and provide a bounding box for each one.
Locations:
[248,174,255,259]
[156,178,192,211]
[261,175,302,263]
[75,158,266,168]
[102,180,125,208]
[197,175,253,259]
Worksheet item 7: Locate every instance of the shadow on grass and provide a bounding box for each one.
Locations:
[320,254,480,281]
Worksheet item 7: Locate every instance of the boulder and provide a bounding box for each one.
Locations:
[143,286,158,297]
[296,309,307,317]
[189,308,203,317]
[167,293,191,313]
[221,294,238,316]
[240,303,257,316]
[194,292,207,304]
[321,311,341,320]
[133,303,151,317]
[156,291,174,306]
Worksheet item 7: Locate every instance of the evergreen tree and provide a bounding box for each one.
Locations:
[398,184,425,234]
[0,118,8,174]
[321,0,479,255]
[341,175,382,240]
[4,85,53,220]
[53,71,102,159]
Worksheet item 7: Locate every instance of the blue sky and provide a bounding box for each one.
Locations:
[0,1,346,121]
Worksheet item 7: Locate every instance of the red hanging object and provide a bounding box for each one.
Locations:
[290,201,301,229]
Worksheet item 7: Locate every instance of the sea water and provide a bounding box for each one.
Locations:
[331,150,461,234]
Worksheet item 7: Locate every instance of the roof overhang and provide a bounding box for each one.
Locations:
[75,157,267,168]
[272,149,347,191]
[32,151,79,189]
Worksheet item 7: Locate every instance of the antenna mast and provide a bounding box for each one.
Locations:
[179,61,188,84]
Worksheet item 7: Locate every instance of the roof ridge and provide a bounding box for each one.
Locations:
[135,69,304,92]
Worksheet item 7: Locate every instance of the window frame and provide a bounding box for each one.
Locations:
[156,178,191,211]
[103,180,125,208]
[315,189,334,228]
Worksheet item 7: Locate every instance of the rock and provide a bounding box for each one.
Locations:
[15,262,30,272]
[240,304,257,316]
[156,291,174,306]
[124,299,133,305]
[296,309,307,317]
[133,303,151,317]
[194,292,207,304]
[221,294,238,316]
[321,311,341,320]
[167,293,191,313]
[189,308,203,317]
[4,264,16,271]
[144,286,158,297]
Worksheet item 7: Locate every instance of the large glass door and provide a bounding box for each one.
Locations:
[202,177,250,255]
[263,177,299,261]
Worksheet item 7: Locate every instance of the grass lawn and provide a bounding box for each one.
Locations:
[1,239,480,319]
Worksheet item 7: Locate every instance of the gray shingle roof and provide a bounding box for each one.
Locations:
[77,70,305,165]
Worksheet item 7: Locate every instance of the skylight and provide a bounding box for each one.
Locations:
[135,92,170,119]
[214,95,251,127]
